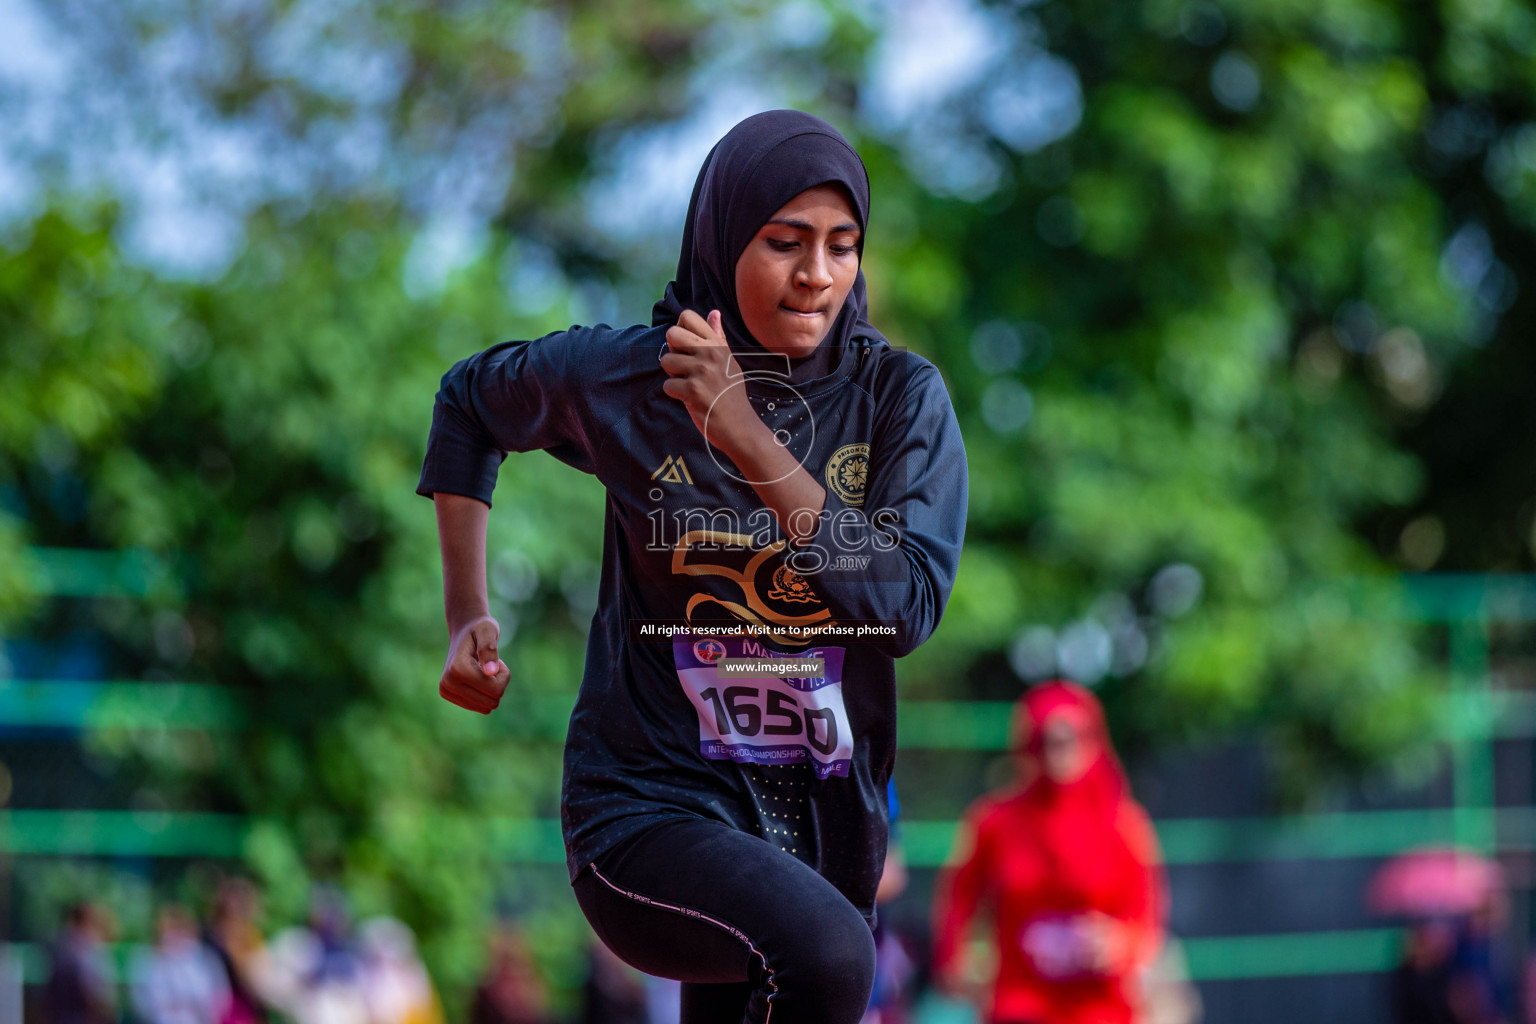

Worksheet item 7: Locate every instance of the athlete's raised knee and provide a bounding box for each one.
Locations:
[768,906,875,1022]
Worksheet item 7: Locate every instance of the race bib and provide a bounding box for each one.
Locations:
[1021,915,1096,980]
[672,636,852,779]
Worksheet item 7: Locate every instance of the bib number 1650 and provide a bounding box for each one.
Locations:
[697,686,839,755]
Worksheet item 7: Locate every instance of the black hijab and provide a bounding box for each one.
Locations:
[651,109,888,386]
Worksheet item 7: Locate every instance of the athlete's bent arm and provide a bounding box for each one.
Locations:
[797,364,969,657]
[418,327,615,713]
[434,492,509,715]
[1097,801,1166,975]
[662,314,969,657]
[661,309,827,545]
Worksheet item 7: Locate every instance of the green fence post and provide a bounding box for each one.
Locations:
[1449,609,1496,853]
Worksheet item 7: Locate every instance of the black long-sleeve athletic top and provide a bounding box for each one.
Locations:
[417,323,967,920]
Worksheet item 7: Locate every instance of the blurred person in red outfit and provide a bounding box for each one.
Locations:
[932,680,1166,1024]
[471,925,550,1024]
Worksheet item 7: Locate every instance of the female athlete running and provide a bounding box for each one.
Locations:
[418,110,968,1024]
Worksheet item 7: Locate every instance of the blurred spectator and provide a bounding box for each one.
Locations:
[1392,900,1519,1024]
[862,914,916,1024]
[1138,935,1202,1024]
[129,904,231,1024]
[262,885,369,1024]
[1393,918,1459,1024]
[579,939,647,1024]
[43,900,118,1024]
[470,925,550,1024]
[1369,846,1517,1024]
[863,779,916,1024]
[203,877,271,1024]
[1447,898,1515,1024]
[357,917,443,1024]
[932,680,1165,1024]
[642,977,680,1024]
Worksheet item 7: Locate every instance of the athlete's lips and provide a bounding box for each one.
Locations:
[779,305,826,317]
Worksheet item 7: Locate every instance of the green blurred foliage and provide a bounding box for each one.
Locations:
[4,0,1535,1009]
[870,0,1480,787]
[2,200,606,1005]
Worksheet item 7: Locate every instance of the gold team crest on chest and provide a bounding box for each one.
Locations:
[767,563,819,604]
[825,443,870,506]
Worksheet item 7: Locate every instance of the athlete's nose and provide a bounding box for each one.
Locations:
[796,247,834,291]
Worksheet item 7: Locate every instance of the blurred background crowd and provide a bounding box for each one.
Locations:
[38,876,600,1024]
[3,0,1536,1020]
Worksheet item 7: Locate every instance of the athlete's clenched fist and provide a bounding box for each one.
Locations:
[660,309,758,452]
[439,614,510,714]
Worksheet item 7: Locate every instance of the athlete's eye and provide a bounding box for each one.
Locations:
[768,239,798,251]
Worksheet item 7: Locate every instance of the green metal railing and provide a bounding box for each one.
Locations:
[9,550,1536,984]
[0,680,246,731]
[19,547,169,599]
[5,805,1536,867]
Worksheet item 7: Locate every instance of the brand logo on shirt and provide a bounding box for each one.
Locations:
[825,443,870,506]
[651,454,695,486]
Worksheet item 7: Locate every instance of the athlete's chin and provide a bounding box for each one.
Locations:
[760,332,829,360]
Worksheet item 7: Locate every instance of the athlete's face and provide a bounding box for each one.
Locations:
[734,184,861,360]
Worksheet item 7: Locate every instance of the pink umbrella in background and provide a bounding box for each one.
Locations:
[1368,846,1504,917]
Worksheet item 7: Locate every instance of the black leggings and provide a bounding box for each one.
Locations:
[571,816,877,1024]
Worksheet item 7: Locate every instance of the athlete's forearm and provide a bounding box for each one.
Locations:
[715,418,826,546]
[434,492,492,635]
